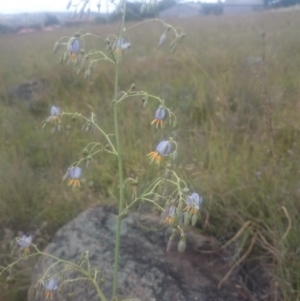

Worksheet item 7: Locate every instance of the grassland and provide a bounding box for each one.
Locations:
[0,9,300,301]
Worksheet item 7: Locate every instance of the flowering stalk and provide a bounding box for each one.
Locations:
[112,0,127,298]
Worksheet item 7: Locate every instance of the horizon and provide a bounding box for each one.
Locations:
[0,0,227,16]
[0,0,115,15]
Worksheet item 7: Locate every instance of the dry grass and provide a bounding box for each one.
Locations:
[0,9,300,301]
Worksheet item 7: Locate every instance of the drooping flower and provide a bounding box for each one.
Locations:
[44,278,58,299]
[112,38,131,58]
[163,206,176,225]
[147,140,172,165]
[45,106,60,125]
[151,106,166,129]
[18,235,32,254]
[185,192,203,215]
[68,38,80,59]
[64,166,82,188]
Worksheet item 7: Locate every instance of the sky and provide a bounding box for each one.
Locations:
[0,0,115,14]
[0,0,223,15]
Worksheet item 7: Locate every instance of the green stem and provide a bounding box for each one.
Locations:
[112,2,127,298]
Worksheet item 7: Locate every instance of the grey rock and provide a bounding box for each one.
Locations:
[28,206,239,301]
[7,79,49,114]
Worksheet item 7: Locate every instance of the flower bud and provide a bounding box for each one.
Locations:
[167,230,176,252]
[84,70,90,80]
[63,51,68,62]
[157,33,167,50]
[6,277,15,283]
[171,149,178,161]
[177,237,186,253]
[82,148,89,156]
[53,41,60,53]
[183,211,191,226]
[172,118,177,128]
[129,83,136,91]
[191,214,198,226]
[141,97,147,108]
[182,187,189,194]
[171,43,177,55]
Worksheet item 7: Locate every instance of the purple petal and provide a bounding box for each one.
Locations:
[51,106,60,116]
[45,279,58,291]
[155,107,166,120]
[69,167,82,179]
[156,140,172,156]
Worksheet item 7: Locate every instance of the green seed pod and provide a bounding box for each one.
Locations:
[130,83,136,91]
[177,208,183,223]
[179,33,187,43]
[171,215,179,228]
[191,214,198,226]
[141,97,148,109]
[171,43,177,55]
[53,41,60,53]
[182,187,189,194]
[170,40,176,48]
[172,118,177,128]
[72,114,78,121]
[171,149,178,161]
[82,148,89,156]
[6,277,15,283]
[74,56,79,67]
[183,211,191,226]
[63,51,68,62]
[84,70,90,80]
[177,238,186,253]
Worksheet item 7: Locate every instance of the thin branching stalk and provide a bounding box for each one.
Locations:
[112,1,127,298]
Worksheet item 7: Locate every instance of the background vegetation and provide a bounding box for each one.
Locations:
[0,9,300,301]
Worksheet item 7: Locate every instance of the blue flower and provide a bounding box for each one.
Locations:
[46,106,60,124]
[18,235,32,254]
[51,106,60,116]
[147,140,172,165]
[44,278,58,299]
[163,206,176,225]
[185,192,203,215]
[151,106,166,128]
[68,38,80,59]
[65,166,82,188]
